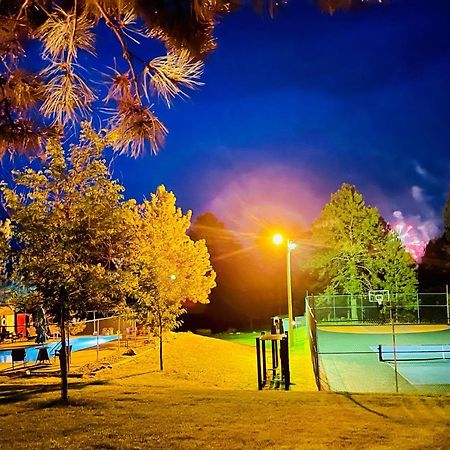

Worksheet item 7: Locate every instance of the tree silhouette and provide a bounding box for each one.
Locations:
[188,212,251,330]
[419,189,450,292]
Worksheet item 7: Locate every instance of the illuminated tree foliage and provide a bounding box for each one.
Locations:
[0,0,384,158]
[308,183,417,300]
[127,186,216,370]
[1,125,136,403]
[0,219,11,280]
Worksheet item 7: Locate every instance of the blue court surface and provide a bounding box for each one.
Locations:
[373,344,450,385]
[317,328,450,393]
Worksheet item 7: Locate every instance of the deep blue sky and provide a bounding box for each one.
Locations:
[3,0,449,248]
[111,0,450,246]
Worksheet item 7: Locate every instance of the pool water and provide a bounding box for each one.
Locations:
[0,335,118,364]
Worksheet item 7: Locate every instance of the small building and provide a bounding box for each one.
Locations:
[0,305,15,335]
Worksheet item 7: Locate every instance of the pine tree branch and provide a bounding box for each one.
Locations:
[93,0,141,101]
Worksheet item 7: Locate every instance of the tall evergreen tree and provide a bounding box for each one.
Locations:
[308,183,417,310]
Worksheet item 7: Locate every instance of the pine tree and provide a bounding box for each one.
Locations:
[0,1,288,158]
[309,183,385,295]
[0,1,385,158]
[308,183,417,316]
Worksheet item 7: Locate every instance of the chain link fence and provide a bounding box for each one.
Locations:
[305,293,450,393]
[307,292,450,325]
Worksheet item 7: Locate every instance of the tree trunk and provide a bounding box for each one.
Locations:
[350,295,358,321]
[159,321,163,371]
[59,302,68,404]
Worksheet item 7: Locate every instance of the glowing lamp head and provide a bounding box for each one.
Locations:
[273,233,284,245]
[170,274,176,281]
[288,241,297,251]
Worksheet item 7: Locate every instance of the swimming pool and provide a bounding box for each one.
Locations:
[0,335,118,364]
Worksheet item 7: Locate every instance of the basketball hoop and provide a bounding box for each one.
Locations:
[369,290,390,307]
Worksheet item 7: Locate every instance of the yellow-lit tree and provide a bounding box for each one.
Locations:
[1,125,137,403]
[0,219,11,281]
[129,186,216,370]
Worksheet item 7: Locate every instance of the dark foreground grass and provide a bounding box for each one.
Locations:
[1,381,449,449]
[0,332,449,449]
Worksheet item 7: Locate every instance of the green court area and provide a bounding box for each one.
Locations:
[213,326,308,348]
[213,326,316,391]
[317,327,450,393]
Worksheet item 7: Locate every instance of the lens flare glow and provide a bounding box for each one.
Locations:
[273,234,284,245]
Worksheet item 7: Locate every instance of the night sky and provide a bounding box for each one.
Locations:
[5,1,450,253]
[114,0,449,252]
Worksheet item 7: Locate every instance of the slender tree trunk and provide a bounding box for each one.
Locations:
[59,299,68,404]
[350,295,358,321]
[159,320,163,371]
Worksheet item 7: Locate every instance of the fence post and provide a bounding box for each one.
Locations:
[271,340,277,379]
[281,335,290,390]
[416,293,420,324]
[446,285,449,325]
[256,337,262,390]
[333,295,336,321]
[262,339,267,386]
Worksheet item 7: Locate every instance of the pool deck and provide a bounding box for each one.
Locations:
[0,336,140,376]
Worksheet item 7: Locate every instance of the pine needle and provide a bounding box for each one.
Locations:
[145,50,204,107]
[108,101,167,157]
[37,8,96,60]
[40,62,95,125]
[1,69,43,109]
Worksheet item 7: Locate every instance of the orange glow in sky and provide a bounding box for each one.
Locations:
[205,164,323,244]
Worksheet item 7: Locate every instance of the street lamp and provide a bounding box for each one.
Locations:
[273,234,297,346]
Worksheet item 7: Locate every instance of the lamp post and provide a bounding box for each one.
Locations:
[273,234,297,346]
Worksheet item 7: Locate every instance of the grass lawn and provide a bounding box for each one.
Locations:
[0,331,449,449]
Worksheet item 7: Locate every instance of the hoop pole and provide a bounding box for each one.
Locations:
[389,292,399,393]
[446,285,449,325]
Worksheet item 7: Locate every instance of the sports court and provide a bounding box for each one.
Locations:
[316,326,450,393]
